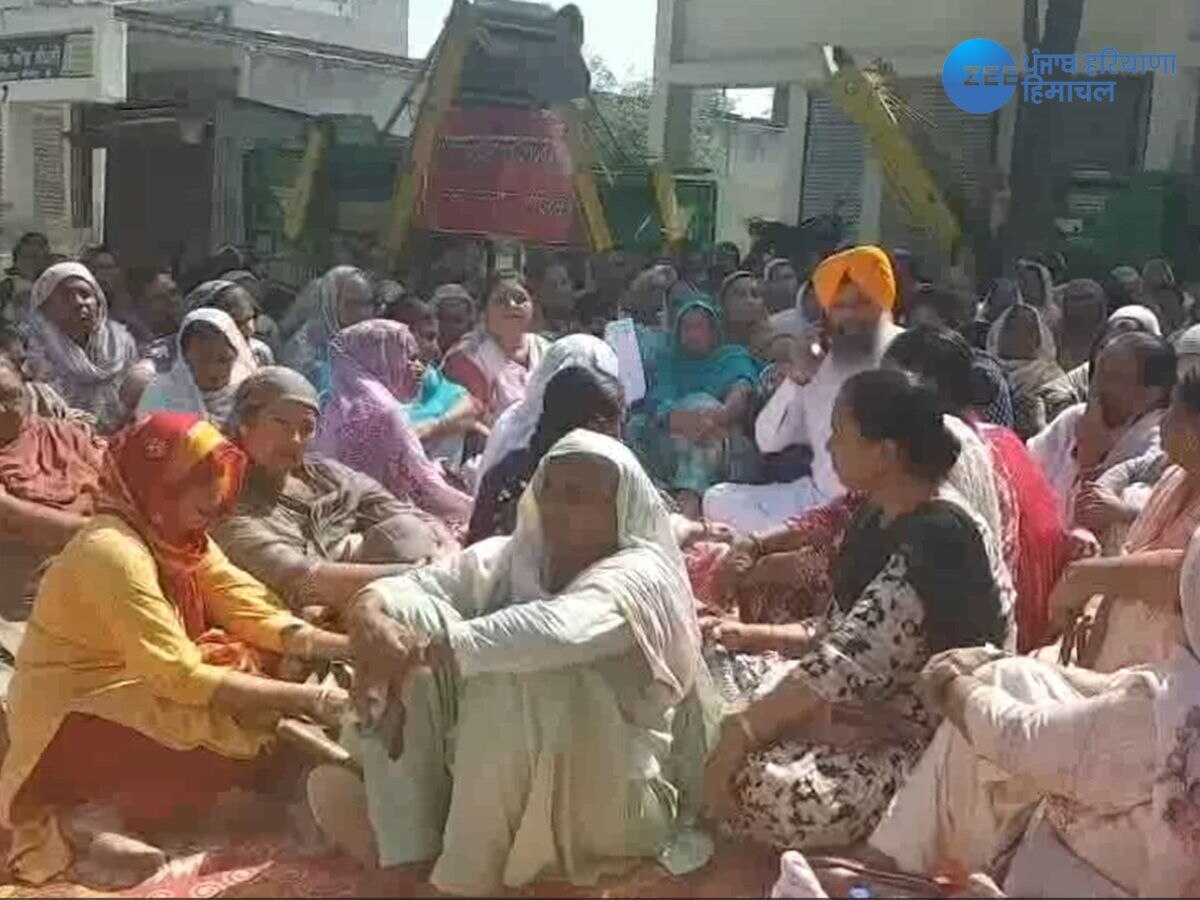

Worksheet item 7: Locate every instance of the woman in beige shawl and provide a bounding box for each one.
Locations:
[986,301,1064,439]
[314,430,711,895]
[867,511,1200,897]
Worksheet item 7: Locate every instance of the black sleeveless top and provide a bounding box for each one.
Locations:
[833,498,1008,653]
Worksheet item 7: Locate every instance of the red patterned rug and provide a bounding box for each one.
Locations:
[0,828,777,898]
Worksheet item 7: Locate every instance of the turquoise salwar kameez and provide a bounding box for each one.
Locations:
[632,295,762,493]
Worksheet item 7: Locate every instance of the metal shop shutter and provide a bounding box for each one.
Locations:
[0,104,6,238]
[879,78,997,275]
[801,93,865,238]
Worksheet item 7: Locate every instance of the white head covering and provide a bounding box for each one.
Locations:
[508,430,700,703]
[401,429,702,710]
[1109,304,1163,337]
[136,307,257,428]
[28,262,124,368]
[25,261,137,431]
[476,333,619,479]
[1016,258,1056,303]
[768,281,818,338]
[762,258,791,282]
[1175,323,1200,359]
[184,279,239,314]
[985,301,1057,362]
[281,265,365,341]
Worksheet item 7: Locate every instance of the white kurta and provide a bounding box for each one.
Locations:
[1028,404,1164,522]
[702,324,903,534]
[349,430,710,895]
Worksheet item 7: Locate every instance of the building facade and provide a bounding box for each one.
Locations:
[649,0,1200,271]
[0,0,415,270]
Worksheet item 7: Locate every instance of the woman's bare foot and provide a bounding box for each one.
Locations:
[65,804,165,890]
[306,765,377,868]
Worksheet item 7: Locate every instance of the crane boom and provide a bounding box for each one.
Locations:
[822,50,960,256]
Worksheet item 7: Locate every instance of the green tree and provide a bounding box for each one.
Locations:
[588,56,733,170]
[589,57,651,164]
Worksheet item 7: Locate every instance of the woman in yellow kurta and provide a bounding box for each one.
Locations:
[0,412,350,887]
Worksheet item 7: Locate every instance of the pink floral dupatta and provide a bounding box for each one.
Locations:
[1082,464,1200,671]
[313,320,472,524]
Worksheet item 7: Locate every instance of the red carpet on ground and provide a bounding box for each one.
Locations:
[0,828,778,898]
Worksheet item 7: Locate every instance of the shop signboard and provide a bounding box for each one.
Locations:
[0,32,93,81]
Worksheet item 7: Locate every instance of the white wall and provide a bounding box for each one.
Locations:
[242,51,415,131]
[654,0,1200,265]
[124,23,417,131]
[1,102,98,254]
[669,0,1199,81]
[36,0,409,57]
[226,0,408,56]
[0,6,125,250]
[706,115,791,249]
[0,5,127,103]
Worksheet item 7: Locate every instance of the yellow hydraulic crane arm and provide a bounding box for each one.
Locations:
[824,62,959,256]
[385,0,472,265]
[383,0,617,261]
[560,100,614,254]
[282,121,328,243]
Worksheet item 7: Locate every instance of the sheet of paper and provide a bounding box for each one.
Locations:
[604,317,647,405]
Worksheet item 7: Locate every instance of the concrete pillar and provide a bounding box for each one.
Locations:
[662,85,694,167]
[1142,0,1193,171]
[647,81,669,158]
[647,0,678,159]
[777,83,808,225]
[90,146,106,244]
[3,104,35,238]
[94,17,129,103]
[858,157,884,242]
[649,83,695,164]
[1144,67,1199,172]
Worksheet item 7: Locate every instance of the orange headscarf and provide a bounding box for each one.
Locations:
[97,412,246,642]
[811,245,897,311]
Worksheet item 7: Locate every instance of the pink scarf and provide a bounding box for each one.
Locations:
[458,328,546,417]
[1124,465,1200,553]
[313,320,472,523]
[1081,465,1200,671]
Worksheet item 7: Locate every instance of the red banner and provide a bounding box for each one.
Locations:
[418,107,577,245]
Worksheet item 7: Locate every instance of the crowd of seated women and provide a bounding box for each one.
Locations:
[0,235,1199,898]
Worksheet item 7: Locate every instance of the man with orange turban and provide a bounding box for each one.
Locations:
[810,244,898,316]
[703,245,903,533]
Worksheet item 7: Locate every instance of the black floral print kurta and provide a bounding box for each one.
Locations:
[723,499,1007,850]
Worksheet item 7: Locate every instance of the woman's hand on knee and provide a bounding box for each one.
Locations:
[346,590,421,745]
[918,646,1006,724]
